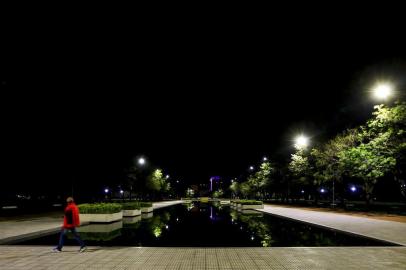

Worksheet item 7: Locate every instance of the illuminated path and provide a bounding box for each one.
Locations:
[258,205,406,246]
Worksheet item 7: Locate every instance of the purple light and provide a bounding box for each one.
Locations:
[320,188,325,193]
[104,188,109,194]
[209,176,220,191]
[350,186,356,192]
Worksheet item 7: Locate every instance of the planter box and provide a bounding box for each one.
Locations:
[123,209,141,217]
[123,216,141,225]
[142,212,153,219]
[141,207,153,213]
[240,209,264,216]
[80,211,123,224]
[240,204,264,210]
[78,221,123,233]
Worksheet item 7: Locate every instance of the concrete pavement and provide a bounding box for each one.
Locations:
[259,205,406,246]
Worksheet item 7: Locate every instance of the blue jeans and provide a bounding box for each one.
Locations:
[57,227,85,250]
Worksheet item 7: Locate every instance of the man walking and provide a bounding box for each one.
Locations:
[53,197,87,252]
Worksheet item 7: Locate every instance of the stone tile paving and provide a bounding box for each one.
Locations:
[0,246,405,269]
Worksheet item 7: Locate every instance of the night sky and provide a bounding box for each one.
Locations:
[2,14,406,198]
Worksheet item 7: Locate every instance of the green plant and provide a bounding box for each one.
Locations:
[140,202,153,208]
[78,203,122,214]
[121,202,141,210]
[239,200,263,205]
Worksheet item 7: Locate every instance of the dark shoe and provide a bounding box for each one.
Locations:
[79,246,87,253]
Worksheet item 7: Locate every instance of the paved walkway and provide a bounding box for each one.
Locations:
[0,246,405,269]
[0,201,182,244]
[152,200,183,210]
[259,205,406,246]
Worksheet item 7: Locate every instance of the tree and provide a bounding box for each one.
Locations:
[363,103,406,199]
[250,161,273,199]
[229,182,240,198]
[146,169,164,192]
[289,149,313,197]
[339,133,397,206]
[310,129,358,204]
[212,189,224,198]
[239,181,252,198]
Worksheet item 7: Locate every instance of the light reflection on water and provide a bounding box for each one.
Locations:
[17,202,396,247]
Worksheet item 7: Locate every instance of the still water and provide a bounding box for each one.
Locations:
[17,202,395,247]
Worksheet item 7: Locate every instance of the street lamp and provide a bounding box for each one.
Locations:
[166,174,170,179]
[138,157,146,165]
[104,188,109,194]
[350,186,357,192]
[249,166,254,171]
[372,82,393,101]
[263,157,268,161]
[294,135,309,150]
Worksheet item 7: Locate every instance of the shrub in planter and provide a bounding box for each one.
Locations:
[78,203,123,223]
[121,202,141,217]
[239,200,263,205]
[238,200,263,210]
[140,202,153,213]
[78,203,122,214]
[140,202,153,208]
[121,202,141,210]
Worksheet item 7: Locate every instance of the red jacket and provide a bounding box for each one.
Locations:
[63,202,80,228]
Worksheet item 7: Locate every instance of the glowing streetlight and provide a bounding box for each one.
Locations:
[294,135,309,150]
[249,166,254,171]
[263,157,268,161]
[120,190,124,194]
[138,157,146,165]
[320,188,326,193]
[350,186,357,192]
[372,82,393,100]
[104,188,109,194]
[166,174,170,179]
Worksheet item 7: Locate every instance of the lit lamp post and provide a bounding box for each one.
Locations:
[294,135,309,150]
[104,188,110,201]
[294,134,310,201]
[372,82,393,101]
[138,157,146,166]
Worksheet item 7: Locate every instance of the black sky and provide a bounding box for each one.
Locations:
[2,9,406,197]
